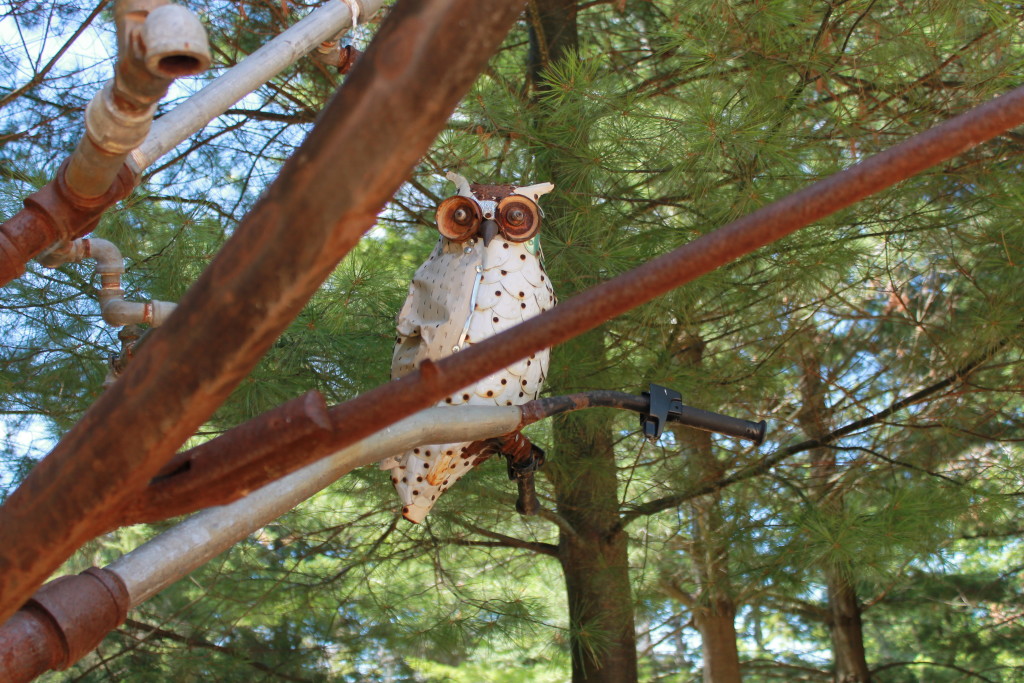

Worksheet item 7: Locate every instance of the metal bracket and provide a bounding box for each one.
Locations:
[640,383,767,445]
[641,384,680,442]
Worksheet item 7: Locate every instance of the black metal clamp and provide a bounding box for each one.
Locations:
[640,384,767,445]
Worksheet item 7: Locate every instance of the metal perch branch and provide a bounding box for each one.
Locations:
[0,389,760,681]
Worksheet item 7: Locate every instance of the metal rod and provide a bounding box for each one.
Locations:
[0,0,530,627]
[107,405,520,604]
[129,0,385,173]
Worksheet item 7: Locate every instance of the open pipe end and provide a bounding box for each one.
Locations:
[153,54,205,78]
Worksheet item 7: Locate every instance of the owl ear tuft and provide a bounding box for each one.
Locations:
[513,182,555,201]
[445,171,474,197]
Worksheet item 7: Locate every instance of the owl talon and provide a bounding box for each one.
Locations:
[504,443,545,480]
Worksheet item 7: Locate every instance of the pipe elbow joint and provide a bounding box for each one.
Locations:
[83,237,125,274]
[139,4,211,80]
[36,240,88,268]
[84,238,125,275]
[100,298,142,326]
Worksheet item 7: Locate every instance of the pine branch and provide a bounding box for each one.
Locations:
[223,108,317,124]
[870,660,999,682]
[115,618,317,683]
[536,506,581,542]
[449,517,558,557]
[658,580,695,609]
[0,1,110,113]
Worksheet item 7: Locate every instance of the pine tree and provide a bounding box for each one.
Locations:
[2,0,1024,681]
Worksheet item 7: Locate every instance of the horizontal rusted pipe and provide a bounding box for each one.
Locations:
[139,83,1024,520]
[0,0,530,628]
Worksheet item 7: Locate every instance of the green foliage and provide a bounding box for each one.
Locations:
[3,0,1024,680]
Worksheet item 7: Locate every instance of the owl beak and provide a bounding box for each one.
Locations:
[480,219,499,247]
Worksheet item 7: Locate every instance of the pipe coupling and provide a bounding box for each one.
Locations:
[84,82,157,156]
[149,298,176,326]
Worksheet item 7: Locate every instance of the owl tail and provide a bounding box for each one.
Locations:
[386,441,492,523]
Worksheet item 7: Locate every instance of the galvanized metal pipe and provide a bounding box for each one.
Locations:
[108,405,519,604]
[0,0,210,286]
[129,0,385,173]
[0,404,518,680]
[39,238,177,326]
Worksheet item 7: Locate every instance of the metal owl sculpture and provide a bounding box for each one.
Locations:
[381,172,556,523]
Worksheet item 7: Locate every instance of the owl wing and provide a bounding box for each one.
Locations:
[392,240,481,380]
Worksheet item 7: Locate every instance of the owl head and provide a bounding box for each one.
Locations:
[436,171,554,249]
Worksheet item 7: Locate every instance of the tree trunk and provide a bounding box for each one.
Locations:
[828,569,872,682]
[689,490,742,683]
[797,342,872,682]
[551,376,638,683]
[525,1,638,677]
[528,4,637,680]
[676,333,742,683]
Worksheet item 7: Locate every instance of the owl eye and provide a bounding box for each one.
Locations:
[436,196,481,242]
[496,195,541,242]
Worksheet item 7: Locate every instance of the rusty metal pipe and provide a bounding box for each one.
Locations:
[0,405,519,679]
[0,568,129,683]
[0,0,531,627]
[0,164,135,287]
[0,1,209,287]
